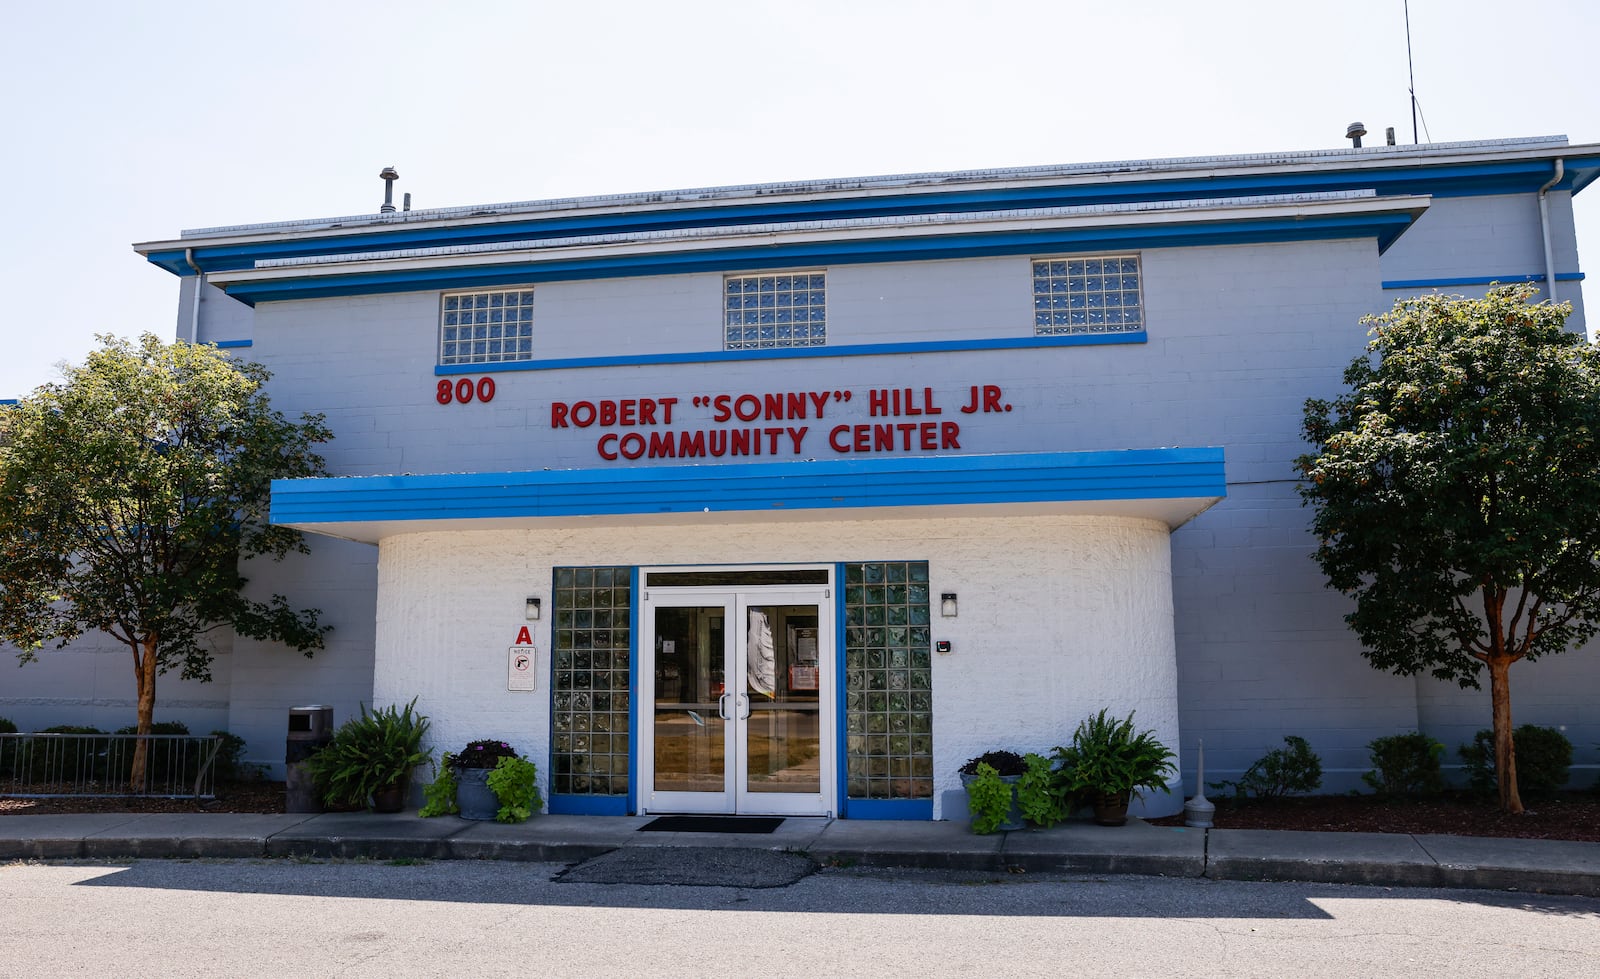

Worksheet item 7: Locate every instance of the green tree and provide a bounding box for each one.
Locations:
[1299,284,1600,814]
[0,335,332,787]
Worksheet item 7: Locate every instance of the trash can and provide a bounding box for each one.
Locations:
[285,705,334,813]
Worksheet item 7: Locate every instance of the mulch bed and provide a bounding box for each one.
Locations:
[0,780,288,816]
[1146,791,1600,842]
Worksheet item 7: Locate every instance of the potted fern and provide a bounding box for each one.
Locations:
[305,698,431,812]
[1052,709,1176,826]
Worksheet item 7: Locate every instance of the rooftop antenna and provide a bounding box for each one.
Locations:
[1405,0,1420,143]
[379,166,400,214]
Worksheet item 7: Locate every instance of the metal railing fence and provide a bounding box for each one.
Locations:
[0,733,221,799]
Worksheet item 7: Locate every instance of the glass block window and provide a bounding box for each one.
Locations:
[843,561,933,800]
[1032,255,1143,335]
[724,272,826,349]
[551,566,633,796]
[439,288,535,365]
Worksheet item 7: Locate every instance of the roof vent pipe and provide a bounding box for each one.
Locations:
[379,167,399,214]
[1346,122,1367,148]
[403,192,412,213]
[1386,127,1396,146]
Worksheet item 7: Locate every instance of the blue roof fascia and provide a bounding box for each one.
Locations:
[219,210,1417,306]
[146,156,1595,277]
[270,447,1227,528]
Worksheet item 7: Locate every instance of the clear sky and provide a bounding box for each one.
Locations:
[2,0,1596,397]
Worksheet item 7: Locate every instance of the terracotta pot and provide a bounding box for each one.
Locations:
[371,778,408,813]
[1093,791,1131,826]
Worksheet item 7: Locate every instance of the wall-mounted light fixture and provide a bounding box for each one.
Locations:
[940,593,958,618]
[525,597,542,621]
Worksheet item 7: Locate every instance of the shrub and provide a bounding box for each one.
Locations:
[1363,732,1445,796]
[29,726,109,782]
[1212,735,1323,800]
[0,717,16,778]
[208,730,252,781]
[113,721,193,784]
[1459,725,1572,799]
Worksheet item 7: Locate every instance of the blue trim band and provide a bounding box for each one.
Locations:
[434,332,1147,376]
[548,794,630,816]
[146,154,1600,277]
[834,563,849,819]
[844,798,935,821]
[271,448,1228,529]
[215,212,1417,306]
[628,566,640,816]
[212,339,253,348]
[1381,272,1586,289]
[0,399,18,406]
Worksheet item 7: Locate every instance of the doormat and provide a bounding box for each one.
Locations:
[638,815,784,834]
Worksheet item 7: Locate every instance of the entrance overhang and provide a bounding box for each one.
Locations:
[270,447,1226,545]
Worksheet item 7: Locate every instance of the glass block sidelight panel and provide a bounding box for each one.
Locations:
[1032,255,1143,335]
[551,566,632,795]
[439,288,536,365]
[724,271,826,349]
[843,561,933,800]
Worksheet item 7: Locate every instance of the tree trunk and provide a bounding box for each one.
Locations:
[129,636,159,791]
[1488,654,1522,815]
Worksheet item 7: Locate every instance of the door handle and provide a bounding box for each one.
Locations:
[717,693,731,721]
[737,693,751,720]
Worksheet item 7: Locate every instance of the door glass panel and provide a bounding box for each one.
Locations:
[744,604,822,794]
[651,606,726,793]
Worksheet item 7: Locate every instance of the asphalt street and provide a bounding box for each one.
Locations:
[3,856,1597,978]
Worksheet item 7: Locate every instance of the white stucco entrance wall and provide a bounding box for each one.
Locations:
[370,511,1180,819]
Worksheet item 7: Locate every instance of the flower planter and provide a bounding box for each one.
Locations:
[960,771,1024,832]
[454,766,499,820]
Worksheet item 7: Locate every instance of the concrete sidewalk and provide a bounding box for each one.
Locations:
[2,811,1597,897]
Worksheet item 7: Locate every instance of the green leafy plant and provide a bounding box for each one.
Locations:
[965,762,1015,835]
[418,752,459,817]
[305,698,432,809]
[1459,725,1571,800]
[1053,709,1176,803]
[0,717,18,734]
[1211,735,1322,800]
[486,755,542,823]
[1363,732,1445,796]
[1016,751,1070,827]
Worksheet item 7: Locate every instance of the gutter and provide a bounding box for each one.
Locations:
[1537,159,1565,302]
[184,248,204,343]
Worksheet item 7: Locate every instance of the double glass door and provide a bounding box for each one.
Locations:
[640,586,833,816]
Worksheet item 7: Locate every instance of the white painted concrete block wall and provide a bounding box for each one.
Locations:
[372,515,1180,819]
[0,628,232,735]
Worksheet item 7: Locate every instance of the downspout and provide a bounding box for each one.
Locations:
[1537,159,1565,303]
[184,248,204,343]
